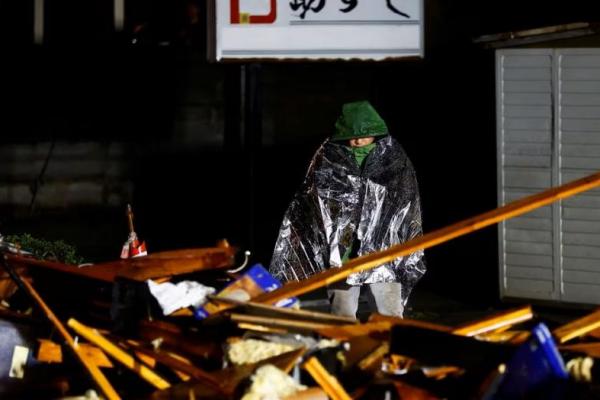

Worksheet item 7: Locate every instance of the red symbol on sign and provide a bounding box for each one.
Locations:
[230,0,277,24]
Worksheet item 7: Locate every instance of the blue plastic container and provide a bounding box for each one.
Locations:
[487,322,568,399]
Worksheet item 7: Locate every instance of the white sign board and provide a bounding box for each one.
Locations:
[211,0,424,61]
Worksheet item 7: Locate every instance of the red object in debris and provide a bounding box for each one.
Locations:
[120,204,148,259]
[129,238,147,258]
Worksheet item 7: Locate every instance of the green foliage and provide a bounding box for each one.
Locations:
[6,233,84,265]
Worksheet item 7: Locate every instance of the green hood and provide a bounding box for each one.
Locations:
[332,101,388,141]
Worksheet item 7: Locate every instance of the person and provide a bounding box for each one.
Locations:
[269,100,425,318]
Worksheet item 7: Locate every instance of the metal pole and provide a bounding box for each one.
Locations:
[114,0,125,32]
[33,0,44,45]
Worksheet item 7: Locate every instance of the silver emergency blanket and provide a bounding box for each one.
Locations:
[269,135,426,303]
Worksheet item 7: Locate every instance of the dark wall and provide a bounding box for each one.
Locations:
[2,0,600,305]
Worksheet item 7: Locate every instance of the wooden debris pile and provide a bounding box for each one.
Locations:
[3,249,600,400]
[2,173,600,398]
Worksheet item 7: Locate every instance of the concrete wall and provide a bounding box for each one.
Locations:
[0,141,132,211]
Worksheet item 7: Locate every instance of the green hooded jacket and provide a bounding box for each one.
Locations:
[332,100,389,142]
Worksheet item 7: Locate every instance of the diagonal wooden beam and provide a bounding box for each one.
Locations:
[451,306,533,337]
[553,308,600,344]
[303,356,351,400]
[68,318,171,390]
[254,171,600,305]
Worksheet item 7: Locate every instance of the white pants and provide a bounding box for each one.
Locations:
[327,282,404,318]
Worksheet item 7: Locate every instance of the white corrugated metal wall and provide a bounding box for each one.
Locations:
[498,48,600,304]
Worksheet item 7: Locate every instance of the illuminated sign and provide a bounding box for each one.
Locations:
[210,0,424,61]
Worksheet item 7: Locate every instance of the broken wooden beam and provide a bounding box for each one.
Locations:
[4,245,236,283]
[254,171,600,305]
[68,318,171,390]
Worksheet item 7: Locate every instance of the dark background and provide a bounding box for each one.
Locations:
[1,0,599,307]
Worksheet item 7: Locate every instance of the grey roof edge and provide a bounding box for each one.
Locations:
[473,22,600,49]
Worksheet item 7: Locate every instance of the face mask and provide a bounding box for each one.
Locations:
[350,142,376,168]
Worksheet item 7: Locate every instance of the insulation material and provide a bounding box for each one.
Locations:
[269,135,425,303]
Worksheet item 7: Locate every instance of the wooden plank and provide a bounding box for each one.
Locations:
[210,296,357,325]
[357,342,389,372]
[303,357,351,400]
[451,306,533,337]
[369,314,452,332]
[253,171,600,306]
[36,339,62,363]
[229,313,336,332]
[317,322,394,340]
[237,322,289,334]
[476,330,531,344]
[362,308,533,340]
[5,246,236,283]
[0,259,120,400]
[5,254,117,282]
[78,344,114,368]
[67,318,171,390]
[553,308,600,343]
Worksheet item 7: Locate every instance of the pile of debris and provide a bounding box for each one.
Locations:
[2,241,600,399]
[1,174,600,399]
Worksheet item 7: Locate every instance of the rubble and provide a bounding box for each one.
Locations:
[1,172,600,399]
